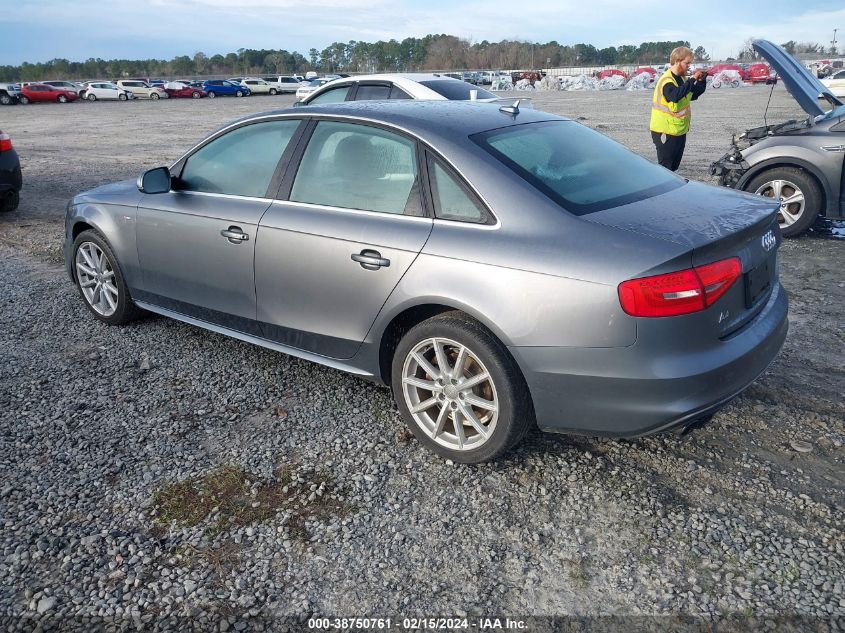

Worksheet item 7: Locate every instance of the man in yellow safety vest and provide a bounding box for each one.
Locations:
[650,46,707,171]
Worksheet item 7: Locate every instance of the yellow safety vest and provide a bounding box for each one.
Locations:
[649,69,692,136]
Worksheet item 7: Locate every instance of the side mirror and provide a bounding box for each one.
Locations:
[137,166,171,194]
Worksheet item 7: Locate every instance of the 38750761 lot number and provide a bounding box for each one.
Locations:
[307,618,394,630]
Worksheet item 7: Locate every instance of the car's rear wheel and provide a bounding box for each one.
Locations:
[1,189,19,213]
[391,312,533,463]
[19,96,30,104]
[746,167,823,237]
[87,93,97,101]
[207,91,216,98]
[57,94,67,103]
[72,230,142,325]
[151,92,160,100]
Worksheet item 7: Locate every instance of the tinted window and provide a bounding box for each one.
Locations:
[355,84,391,100]
[417,80,496,100]
[472,120,682,215]
[308,85,351,104]
[290,121,420,215]
[428,156,488,223]
[180,120,301,197]
[389,86,412,100]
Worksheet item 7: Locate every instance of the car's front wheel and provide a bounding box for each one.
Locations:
[72,230,142,325]
[191,91,201,99]
[0,94,10,105]
[269,88,277,95]
[118,93,127,101]
[236,91,243,97]
[391,312,533,463]
[746,167,823,237]
[207,91,216,98]
[87,93,96,101]
[57,94,67,103]
[151,92,160,100]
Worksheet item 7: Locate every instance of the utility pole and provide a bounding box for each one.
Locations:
[832,29,838,55]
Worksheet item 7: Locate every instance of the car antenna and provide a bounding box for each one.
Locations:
[763,80,775,129]
[499,99,521,116]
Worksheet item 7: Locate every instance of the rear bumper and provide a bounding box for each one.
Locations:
[510,282,788,437]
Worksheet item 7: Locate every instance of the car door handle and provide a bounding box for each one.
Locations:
[351,250,390,270]
[221,227,249,243]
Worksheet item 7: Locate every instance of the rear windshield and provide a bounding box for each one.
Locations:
[418,80,496,100]
[471,120,682,214]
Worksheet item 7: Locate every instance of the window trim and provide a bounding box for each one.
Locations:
[423,150,495,225]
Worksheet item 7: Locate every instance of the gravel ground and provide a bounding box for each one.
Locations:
[0,87,843,631]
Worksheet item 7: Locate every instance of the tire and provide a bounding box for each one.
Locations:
[191,91,201,99]
[1,189,19,213]
[731,80,740,88]
[269,88,277,95]
[118,93,127,101]
[236,91,243,97]
[19,96,30,105]
[391,312,534,463]
[0,94,10,105]
[208,91,216,98]
[745,167,823,237]
[57,94,67,103]
[712,80,722,89]
[72,230,142,325]
[151,92,160,100]
[87,93,97,101]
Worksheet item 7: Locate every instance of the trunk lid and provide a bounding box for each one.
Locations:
[584,180,781,337]
[752,39,843,117]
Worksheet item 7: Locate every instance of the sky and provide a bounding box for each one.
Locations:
[1,0,843,66]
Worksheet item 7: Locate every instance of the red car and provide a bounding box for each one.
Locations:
[20,83,79,104]
[163,82,207,99]
[707,64,748,81]
[746,63,774,83]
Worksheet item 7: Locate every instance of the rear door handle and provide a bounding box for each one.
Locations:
[351,249,390,270]
[221,226,249,243]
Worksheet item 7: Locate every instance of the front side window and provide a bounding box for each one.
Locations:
[428,156,488,223]
[308,85,351,104]
[179,120,301,197]
[472,120,682,214]
[290,121,421,215]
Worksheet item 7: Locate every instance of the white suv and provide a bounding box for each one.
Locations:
[262,76,304,93]
[239,78,275,95]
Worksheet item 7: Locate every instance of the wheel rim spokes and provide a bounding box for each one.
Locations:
[75,242,118,317]
[755,179,805,227]
[402,337,498,451]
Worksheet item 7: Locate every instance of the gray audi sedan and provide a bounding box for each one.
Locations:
[65,100,788,463]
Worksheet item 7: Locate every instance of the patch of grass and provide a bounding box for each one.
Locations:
[568,556,591,589]
[151,464,351,540]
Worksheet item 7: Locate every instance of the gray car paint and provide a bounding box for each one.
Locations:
[66,101,788,437]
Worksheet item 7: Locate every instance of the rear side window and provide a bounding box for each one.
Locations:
[355,84,390,100]
[389,86,412,100]
[180,120,301,198]
[427,156,489,224]
[290,121,421,215]
[472,120,682,214]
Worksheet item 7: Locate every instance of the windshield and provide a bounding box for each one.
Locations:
[472,120,683,214]
[418,80,496,100]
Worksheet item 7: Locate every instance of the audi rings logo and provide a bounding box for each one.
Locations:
[761,230,776,252]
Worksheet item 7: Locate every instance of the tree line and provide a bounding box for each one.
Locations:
[0,35,836,82]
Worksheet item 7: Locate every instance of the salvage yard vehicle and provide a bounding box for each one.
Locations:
[20,83,79,104]
[163,82,207,99]
[0,83,21,105]
[262,76,304,93]
[41,80,85,95]
[65,101,788,463]
[820,69,845,98]
[202,80,249,98]
[711,40,845,237]
[80,82,133,101]
[0,130,22,212]
[116,80,168,100]
[240,78,277,95]
[296,73,504,105]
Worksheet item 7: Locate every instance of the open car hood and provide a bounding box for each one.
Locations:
[753,39,843,117]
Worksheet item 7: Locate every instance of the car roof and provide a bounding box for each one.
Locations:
[238,100,564,140]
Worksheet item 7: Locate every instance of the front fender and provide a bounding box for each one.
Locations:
[66,202,140,290]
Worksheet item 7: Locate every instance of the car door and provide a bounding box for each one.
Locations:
[135,118,305,330]
[255,119,433,359]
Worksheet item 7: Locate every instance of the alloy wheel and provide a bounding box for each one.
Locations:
[401,337,499,451]
[75,242,119,317]
[755,179,805,229]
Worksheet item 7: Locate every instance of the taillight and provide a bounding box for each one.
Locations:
[0,132,12,152]
[618,257,741,318]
